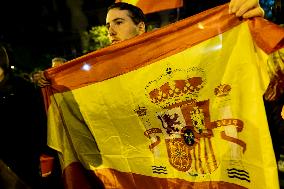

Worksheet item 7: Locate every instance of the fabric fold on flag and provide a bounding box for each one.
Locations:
[43,3,284,189]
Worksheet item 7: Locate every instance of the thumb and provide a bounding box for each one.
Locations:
[242,7,265,18]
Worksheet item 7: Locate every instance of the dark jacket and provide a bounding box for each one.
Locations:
[0,72,46,188]
[264,93,284,161]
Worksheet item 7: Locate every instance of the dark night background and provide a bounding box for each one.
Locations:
[0,0,282,74]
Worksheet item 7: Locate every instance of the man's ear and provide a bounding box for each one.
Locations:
[137,22,146,34]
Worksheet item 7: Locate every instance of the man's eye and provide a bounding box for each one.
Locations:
[116,21,123,25]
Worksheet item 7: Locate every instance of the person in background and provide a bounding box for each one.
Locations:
[51,57,67,68]
[265,92,284,162]
[31,57,67,188]
[0,45,45,189]
[33,57,67,88]
[263,48,284,172]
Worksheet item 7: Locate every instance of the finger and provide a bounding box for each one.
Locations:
[38,82,50,87]
[235,0,256,17]
[229,0,237,14]
[267,94,276,101]
[229,0,245,14]
[264,89,276,101]
[264,93,272,101]
[241,7,265,18]
[38,78,50,85]
[39,79,50,85]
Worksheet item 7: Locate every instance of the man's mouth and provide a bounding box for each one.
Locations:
[111,39,120,44]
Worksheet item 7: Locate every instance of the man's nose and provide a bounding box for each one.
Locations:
[108,25,116,36]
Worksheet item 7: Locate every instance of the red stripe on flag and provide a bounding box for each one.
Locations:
[136,0,183,14]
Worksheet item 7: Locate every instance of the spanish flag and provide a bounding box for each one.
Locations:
[43,3,284,189]
[115,0,183,14]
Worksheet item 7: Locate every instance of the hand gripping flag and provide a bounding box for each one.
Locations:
[42,3,284,189]
[115,0,183,14]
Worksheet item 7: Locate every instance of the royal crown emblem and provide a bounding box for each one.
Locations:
[145,68,205,109]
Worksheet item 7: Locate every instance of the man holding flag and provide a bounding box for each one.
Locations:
[114,0,264,17]
[107,0,264,45]
[42,1,284,189]
[39,0,263,85]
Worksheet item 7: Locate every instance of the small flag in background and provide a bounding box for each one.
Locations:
[115,0,183,14]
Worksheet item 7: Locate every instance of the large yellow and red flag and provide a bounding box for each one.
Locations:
[42,3,284,189]
[115,0,183,14]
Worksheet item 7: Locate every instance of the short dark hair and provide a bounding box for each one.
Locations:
[107,2,145,25]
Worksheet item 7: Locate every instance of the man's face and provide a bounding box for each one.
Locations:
[106,8,144,44]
